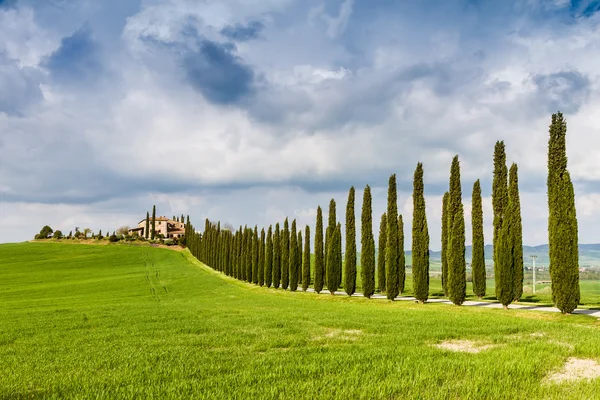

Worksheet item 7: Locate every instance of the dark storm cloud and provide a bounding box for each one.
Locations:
[0,54,44,116]
[532,70,590,114]
[220,21,264,42]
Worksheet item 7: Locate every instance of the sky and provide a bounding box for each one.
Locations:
[1,0,600,249]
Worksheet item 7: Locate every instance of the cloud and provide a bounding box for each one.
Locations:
[41,24,103,84]
[220,20,264,41]
[532,70,590,114]
[0,53,44,115]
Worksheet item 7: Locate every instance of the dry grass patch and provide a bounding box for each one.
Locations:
[313,328,363,342]
[545,358,600,384]
[434,340,496,353]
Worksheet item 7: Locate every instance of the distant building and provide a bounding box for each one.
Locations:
[128,216,185,239]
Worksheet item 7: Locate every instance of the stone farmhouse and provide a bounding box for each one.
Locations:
[128,216,185,239]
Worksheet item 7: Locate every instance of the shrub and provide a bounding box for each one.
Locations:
[164,239,175,246]
[109,234,119,243]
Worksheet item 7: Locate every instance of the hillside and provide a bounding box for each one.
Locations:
[1,242,599,399]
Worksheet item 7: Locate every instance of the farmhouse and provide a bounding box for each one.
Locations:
[128,216,185,239]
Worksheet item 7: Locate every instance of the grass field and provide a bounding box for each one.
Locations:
[1,242,600,399]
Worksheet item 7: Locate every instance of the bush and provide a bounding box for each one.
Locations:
[37,225,53,239]
[53,230,63,239]
[108,234,119,243]
[164,239,175,246]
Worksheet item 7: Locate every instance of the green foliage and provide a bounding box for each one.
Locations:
[412,163,429,302]
[265,226,273,288]
[492,141,508,293]
[398,214,406,294]
[496,193,515,307]
[37,225,53,239]
[151,205,156,240]
[447,156,466,305]
[326,223,342,294]
[53,230,63,239]
[325,199,337,283]
[361,185,376,298]
[108,234,119,243]
[386,175,399,299]
[252,226,259,284]
[314,207,325,293]
[258,228,265,286]
[547,112,580,313]
[345,186,357,295]
[273,223,281,289]
[377,213,387,293]
[471,180,486,299]
[289,220,299,291]
[297,231,303,286]
[441,192,449,296]
[302,226,311,291]
[281,219,290,290]
[510,165,524,302]
[145,212,150,239]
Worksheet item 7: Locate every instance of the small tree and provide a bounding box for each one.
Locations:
[53,230,63,239]
[37,225,53,239]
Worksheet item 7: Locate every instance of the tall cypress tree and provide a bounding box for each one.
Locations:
[497,186,515,308]
[289,219,298,291]
[345,186,357,295]
[325,199,337,284]
[548,112,579,314]
[327,223,342,294]
[252,226,259,284]
[259,228,265,286]
[378,213,387,293]
[447,155,466,305]
[273,223,281,289]
[297,231,303,286]
[151,205,156,240]
[441,192,449,296]
[386,174,399,300]
[281,218,290,290]
[145,211,150,239]
[471,180,486,299]
[492,141,508,297]
[398,214,406,294]
[302,225,311,291]
[314,207,325,293]
[361,185,376,298]
[412,163,429,303]
[265,226,273,287]
[246,227,253,283]
[510,164,524,302]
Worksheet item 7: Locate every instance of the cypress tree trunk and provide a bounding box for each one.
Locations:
[361,185,376,298]
[412,163,430,303]
[441,192,449,296]
[151,205,156,240]
[297,231,303,286]
[345,186,357,295]
[447,156,466,305]
[510,164,524,302]
[492,141,508,299]
[547,113,580,314]
[259,228,265,286]
[265,226,273,288]
[386,174,399,300]
[398,214,405,295]
[289,219,298,291]
[281,218,290,290]
[273,223,281,289]
[325,199,336,284]
[252,226,259,284]
[327,223,342,294]
[145,212,150,239]
[314,207,325,293]
[378,213,387,293]
[471,180,486,299]
[302,226,311,291]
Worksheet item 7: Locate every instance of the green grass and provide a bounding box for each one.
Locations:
[1,242,600,399]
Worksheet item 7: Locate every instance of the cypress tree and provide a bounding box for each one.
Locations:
[258,228,265,286]
[314,207,325,293]
[398,214,406,294]
[377,213,387,293]
[273,223,281,289]
[412,163,429,303]
[237,227,243,280]
[471,180,486,299]
[492,141,508,296]
[145,212,150,239]
[265,226,273,287]
[361,185,376,298]
[289,219,298,291]
[245,227,252,282]
[345,186,357,295]
[510,164,524,302]
[325,199,336,280]
[151,205,156,240]
[327,223,342,294]
[297,231,303,286]
[281,218,290,290]
[302,225,311,291]
[496,189,515,308]
[441,192,449,296]
[447,156,466,305]
[386,174,399,299]
[252,226,259,284]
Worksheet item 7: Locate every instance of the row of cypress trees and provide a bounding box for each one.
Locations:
[184,113,579,313]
